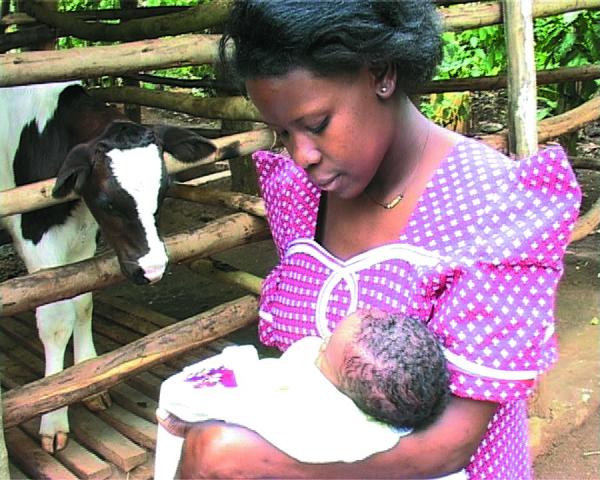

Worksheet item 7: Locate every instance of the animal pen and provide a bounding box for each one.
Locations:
[1,0,600,478]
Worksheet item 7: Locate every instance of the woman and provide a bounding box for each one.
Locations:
[179,1,581,478]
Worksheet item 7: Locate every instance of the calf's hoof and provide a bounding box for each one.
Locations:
[41,431,68,453]
[83,390,112,411]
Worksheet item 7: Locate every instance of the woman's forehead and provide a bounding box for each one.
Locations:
[246,69,364,123]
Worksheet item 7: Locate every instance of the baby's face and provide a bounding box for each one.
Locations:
[315,312,362,387]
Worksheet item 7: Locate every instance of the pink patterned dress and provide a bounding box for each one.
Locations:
[253,137,581,479]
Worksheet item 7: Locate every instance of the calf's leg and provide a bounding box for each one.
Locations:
[72,292,111,411]
[36,299,76,453]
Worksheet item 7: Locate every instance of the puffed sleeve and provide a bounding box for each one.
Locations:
[253,150,321,257]
[429,146,581,402]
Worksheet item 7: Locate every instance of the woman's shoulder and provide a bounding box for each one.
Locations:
[430,137,580,264]
[252,150,321,255]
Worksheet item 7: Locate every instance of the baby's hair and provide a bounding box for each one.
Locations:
[340,311,450,430]
[219,0,443,93]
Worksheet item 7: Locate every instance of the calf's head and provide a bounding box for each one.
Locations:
[52,121,216,284]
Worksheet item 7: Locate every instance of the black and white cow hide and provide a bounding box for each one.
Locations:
[0,81,216,453]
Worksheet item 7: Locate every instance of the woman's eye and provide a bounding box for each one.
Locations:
[307,117,329,135]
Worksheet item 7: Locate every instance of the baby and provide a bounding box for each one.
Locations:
[155,309,463,479]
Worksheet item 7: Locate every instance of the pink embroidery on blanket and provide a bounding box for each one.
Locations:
[185,367,238,388]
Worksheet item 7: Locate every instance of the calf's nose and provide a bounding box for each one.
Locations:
[137,246,168,284]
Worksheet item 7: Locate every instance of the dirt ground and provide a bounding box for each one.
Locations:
[534,408,600,480]
[1,100,599,478]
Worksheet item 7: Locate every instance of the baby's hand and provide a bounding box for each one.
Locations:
[156,408,194,437]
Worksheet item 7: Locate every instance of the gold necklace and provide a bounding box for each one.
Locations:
[365,123,431,210]
[365,190,404,209]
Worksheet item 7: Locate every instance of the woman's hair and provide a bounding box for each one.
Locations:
[219,0,443,93]
[339,311,450,430]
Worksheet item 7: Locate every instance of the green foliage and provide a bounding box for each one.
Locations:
[426,10,600,128]
[436,26,506,80]
[534,10,600,120]
[56,0,215,95]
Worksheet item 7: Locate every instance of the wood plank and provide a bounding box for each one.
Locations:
[95,295,177,329]
[127,458,155,480]
[0,348,114,480]
[107,458,154,480]
[0,352,37,390]
[109,384,158,424]
[5,427,78,480]
[69,405,147,473]
[97,404,157,451]
[93,302,159,336]
[21,419,111,480]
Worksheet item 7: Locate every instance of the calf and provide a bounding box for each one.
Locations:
[0,82,216,452]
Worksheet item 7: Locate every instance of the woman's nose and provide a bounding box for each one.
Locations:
[291,135,321,169]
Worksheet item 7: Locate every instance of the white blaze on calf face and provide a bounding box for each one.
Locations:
[108,144,168,283]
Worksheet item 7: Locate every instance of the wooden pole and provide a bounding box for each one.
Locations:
[187,259,263,295]
[569,196,600,243]
[479,94,600,152]
[0,128,274,218]
[2,295,259,428]
[442,0,600,32]
[88,87,261,122]
[419,64,600,94]
[167,184,266,218]
[503,0,538,157]
[0,34,221,87]
[0,212,269,316]
[1,7,190,27]
[22,0,231,42]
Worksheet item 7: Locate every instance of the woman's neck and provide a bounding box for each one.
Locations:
[367,101,432,203]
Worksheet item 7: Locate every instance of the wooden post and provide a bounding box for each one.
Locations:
[503,0,538,157]
[121,0,142,123]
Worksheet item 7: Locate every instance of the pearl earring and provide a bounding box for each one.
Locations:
[380,86,388,93]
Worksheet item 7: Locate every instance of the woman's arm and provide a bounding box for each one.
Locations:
[179,395,498,479]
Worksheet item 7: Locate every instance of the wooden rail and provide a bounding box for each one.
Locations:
[0,128,274,218]
[0,213,269,316]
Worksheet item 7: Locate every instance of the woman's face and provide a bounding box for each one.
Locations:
[246,67,397,200]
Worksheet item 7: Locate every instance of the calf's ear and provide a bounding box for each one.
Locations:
[155,125,217,163]
[52,144,93,198]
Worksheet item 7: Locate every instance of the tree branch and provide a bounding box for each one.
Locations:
[22,0,231,42]
[88,87,261,122]
[0,34,220,87]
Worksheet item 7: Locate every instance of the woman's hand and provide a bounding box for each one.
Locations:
[179,396,498,479]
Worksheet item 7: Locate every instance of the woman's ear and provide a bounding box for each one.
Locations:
[370,62,397,100]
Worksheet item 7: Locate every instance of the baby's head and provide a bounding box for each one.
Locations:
[316,309,450,430]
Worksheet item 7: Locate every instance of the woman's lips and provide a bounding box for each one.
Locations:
[314,175,339,190]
